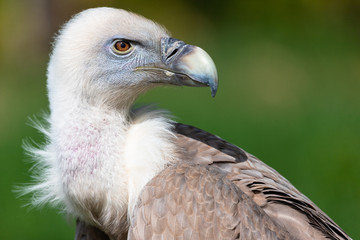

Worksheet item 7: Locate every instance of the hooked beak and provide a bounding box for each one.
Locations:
[137,37,218,97]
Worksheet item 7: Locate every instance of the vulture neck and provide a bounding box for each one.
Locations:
[49,91,179,230]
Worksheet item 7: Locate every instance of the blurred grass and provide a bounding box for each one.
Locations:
[1,0,359,239]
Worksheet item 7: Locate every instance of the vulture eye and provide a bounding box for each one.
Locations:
[112,40,132,54]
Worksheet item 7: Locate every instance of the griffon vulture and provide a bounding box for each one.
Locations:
[25,7,351,240]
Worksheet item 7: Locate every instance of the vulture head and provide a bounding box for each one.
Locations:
[47,7,218,113]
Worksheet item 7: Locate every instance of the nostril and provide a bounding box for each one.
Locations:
[161,37,186,64]
[166,48,178,61]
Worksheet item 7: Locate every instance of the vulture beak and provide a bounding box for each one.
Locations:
[137,37,218,97]
[160,37,218,97]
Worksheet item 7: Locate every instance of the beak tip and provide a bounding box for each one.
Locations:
[211,84,218,97]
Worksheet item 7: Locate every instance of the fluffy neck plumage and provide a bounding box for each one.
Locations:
[32,101,178,237]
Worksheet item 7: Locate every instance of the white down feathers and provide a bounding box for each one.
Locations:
[25,107,178,231]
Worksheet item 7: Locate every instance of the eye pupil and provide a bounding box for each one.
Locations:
[114,40,131,53]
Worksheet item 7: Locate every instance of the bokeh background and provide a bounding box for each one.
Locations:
[1,0,359,239]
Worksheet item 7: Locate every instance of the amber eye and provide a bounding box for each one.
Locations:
[113,40,132,54]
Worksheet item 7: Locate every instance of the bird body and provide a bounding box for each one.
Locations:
[25,7,351,240]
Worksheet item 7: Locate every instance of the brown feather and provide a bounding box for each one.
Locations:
[75,219,111,240]
[128,162,293,240]
[173,123,350,240]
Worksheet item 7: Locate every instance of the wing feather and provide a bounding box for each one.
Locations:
[128,162,293,240]
[173,123,350,240]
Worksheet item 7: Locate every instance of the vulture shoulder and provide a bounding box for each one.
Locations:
[128,162,293,240]
[167,123,350,240]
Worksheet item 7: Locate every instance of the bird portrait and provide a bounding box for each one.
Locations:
[22,7,352,240]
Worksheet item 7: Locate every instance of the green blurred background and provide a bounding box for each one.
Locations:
[1,0,359,239]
